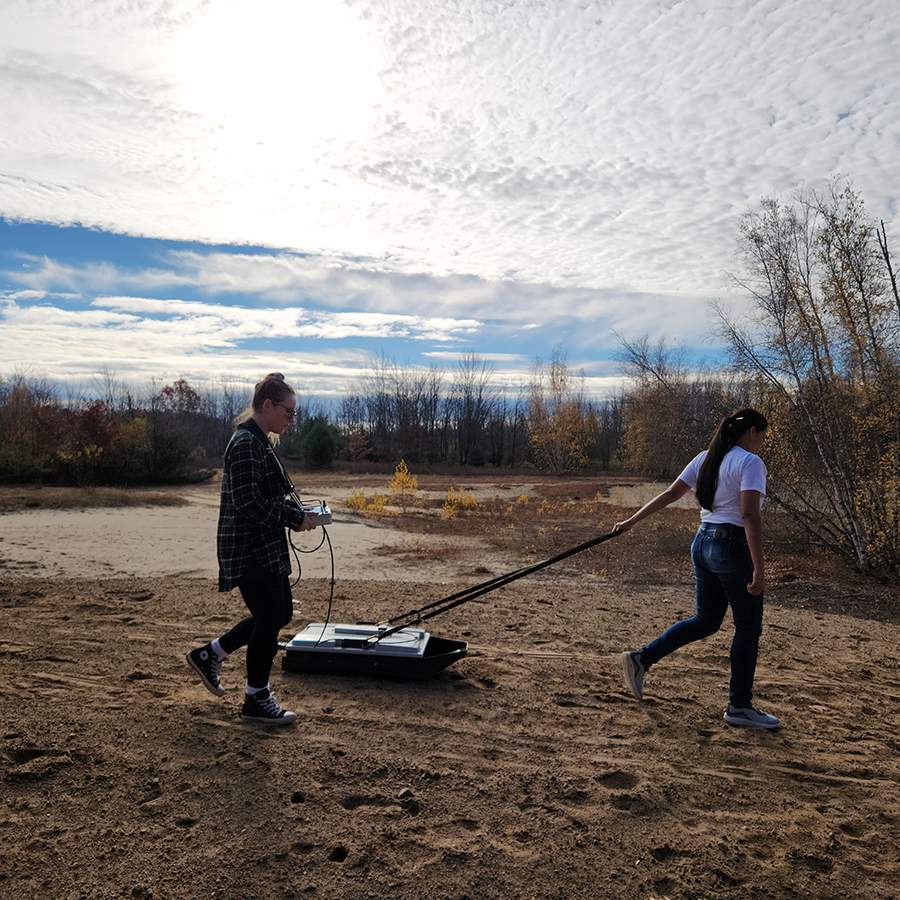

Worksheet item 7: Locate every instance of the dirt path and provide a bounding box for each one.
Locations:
[2,473,900,898]
[2,563,899,899]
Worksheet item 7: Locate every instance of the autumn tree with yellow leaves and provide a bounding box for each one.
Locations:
[528,347,599,475]
[718,180,900,576]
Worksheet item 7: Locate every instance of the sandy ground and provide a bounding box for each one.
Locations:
[0,503,461,582]
[2,474,900,899]
[0,476,543,583]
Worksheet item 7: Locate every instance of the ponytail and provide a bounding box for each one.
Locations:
[695,408,768,511]
[235,372,295,429]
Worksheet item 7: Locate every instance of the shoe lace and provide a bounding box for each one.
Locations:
[201,650,223,683]
[256,693,284,716]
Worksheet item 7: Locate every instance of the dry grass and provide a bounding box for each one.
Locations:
[0,485,191,513]
[340,468,897,618]
[371,536,465,563]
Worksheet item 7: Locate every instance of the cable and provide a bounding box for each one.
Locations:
[288,520,335,647]
[369,528,622,643]
[267,443,336,647]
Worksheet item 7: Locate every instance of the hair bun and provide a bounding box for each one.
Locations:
[265,372,285,382]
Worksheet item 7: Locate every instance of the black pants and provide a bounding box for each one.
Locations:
[219,567,293,689]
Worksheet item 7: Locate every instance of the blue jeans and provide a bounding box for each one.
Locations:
[639,522,763,708]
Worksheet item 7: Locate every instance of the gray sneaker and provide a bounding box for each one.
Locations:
[241,689,297,726]
[622,651,646,700]
[723,703,780,729]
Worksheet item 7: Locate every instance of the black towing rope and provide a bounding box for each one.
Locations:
[368,528,622,643]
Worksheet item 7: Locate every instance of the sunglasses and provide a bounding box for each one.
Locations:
[278,404,297,419]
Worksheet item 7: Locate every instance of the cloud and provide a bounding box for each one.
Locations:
[4,246,713,340]
[0,288,491,398]
[2,0,899,399]
[0,290,376,397]
[424,351,528,364]
[2,0,898,295]
[92,295,483,341]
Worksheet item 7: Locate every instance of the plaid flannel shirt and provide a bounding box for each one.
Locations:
[217,420,305,592]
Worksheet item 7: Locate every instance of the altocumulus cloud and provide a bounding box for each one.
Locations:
[3,0,896,291]
[1,0,898,396]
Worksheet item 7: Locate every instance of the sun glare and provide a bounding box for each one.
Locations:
[178,0,381,160]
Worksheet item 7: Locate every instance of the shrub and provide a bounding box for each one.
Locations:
[300,418,339,469]
[443,486,480,519]
[388,460,419,512]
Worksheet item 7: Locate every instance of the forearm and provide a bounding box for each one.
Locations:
[616,480,691,531]
[624,492,676,526]
[743,513,764,572]
[741,504,765,596]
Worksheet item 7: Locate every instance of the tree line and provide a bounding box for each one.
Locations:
[0,348,625,486]
[2,179,899,579]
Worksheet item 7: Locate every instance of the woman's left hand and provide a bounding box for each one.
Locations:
[747,570,765,596]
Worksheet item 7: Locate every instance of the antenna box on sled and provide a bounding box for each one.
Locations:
[281,622,467,678]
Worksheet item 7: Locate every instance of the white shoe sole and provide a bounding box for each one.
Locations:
[723,710,779,729]
[241,712,297,726]
[621,651,644,700]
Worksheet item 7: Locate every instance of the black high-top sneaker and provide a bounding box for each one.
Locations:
[186,644,225,697]
[241,688,297,725]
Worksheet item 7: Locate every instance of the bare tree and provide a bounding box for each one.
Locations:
[718,180,900,574]
[450,352,495,466]
[93,367,130,413]
[615,335,735,478]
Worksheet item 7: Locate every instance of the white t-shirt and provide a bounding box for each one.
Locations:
[678,446,767,527]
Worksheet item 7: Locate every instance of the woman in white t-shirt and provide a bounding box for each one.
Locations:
[616,409,779,729]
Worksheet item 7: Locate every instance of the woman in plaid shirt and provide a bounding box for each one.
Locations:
[186,373,317,725]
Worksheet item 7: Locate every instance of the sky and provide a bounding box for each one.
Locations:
[1,0,898,404]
